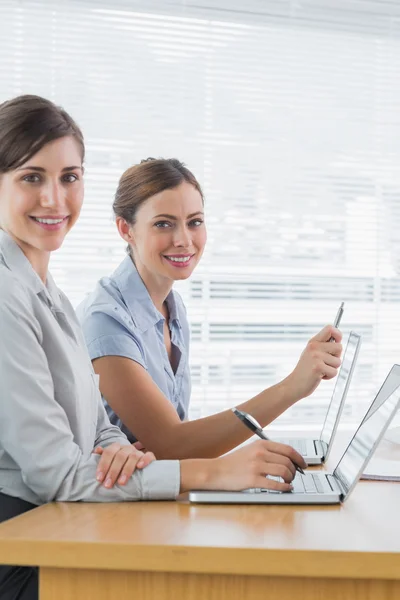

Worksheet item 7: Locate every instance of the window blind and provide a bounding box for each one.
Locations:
[1,0,400,430]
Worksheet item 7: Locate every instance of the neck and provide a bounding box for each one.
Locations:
[29,251,50,284]
[130,256,173,313]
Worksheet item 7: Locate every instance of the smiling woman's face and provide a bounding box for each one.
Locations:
[126,181,207,284]
[0,136,84,265]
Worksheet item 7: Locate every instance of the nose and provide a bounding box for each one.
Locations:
[173,224,192,248]
[39,180,64,209]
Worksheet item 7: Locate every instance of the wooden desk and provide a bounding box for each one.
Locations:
[0,480,399,600]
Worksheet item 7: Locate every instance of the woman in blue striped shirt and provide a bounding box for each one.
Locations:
[78,158,343,460]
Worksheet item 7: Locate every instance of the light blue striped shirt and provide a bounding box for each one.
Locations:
[77,256,191,442]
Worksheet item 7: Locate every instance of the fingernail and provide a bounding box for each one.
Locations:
[137,460,144,468]
[96,472,104,482]
[118,475,127,485]
[104,478,112,488]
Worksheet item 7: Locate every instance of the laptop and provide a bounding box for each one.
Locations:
[180,364,400,505]
[274,331,361,464]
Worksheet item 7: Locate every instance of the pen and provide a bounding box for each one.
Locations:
[232,407,305,475]
[329,301,344,342]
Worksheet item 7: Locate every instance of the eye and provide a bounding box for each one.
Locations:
[62,173,79,183]
[188,218,204,227]
[22,174,41,183]
[154,221,172,229]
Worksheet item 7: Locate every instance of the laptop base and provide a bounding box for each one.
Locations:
[274,437,324,465]
[179,490,341,505]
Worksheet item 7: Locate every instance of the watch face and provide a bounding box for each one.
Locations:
[233,408,258,432]
[244,413,261,430]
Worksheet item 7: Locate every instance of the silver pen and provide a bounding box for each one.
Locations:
[329,301,344,342]
[232,408,305,475]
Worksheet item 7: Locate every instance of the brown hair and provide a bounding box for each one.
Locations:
[113,157,204,227]
[0,94,84,173]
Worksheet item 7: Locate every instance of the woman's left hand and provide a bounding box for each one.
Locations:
[93,443,156,488]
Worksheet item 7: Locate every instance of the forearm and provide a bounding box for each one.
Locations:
[179,458,214,492]
[55,453,180,503]
[239,375,296,429]
[93,355,301,460]
[152,379,294,460]
[162,326,343,459]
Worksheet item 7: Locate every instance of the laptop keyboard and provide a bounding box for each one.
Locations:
[292,473,326,494]
[253,472,331,494]
[280,438,308,456]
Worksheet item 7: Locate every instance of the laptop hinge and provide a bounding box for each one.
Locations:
[316,439,328,459]
[327,474,346,499]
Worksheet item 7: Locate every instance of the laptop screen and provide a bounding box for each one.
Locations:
[333,364,400,499]
[320,332,361,448]
[362,365,400,423]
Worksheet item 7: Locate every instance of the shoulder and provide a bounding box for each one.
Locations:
[0,265,40,341]
[77,275,123,321]
[77,278,141,344]
[0,264,32,310]
[77,282,147,365]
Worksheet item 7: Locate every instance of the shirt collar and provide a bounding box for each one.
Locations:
[0,229,62,309]
[165,288,180,326]
[112,255,182,332]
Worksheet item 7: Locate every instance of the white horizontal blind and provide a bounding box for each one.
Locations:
[1,0,400,430]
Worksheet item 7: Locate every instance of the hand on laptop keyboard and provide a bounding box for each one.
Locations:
[202,439,307,493]
[258,473,325,495]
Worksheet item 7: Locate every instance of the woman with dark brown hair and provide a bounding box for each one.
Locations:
[0,96,310,600]
[77,157,343,461]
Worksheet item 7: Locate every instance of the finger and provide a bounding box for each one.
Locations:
[136,451,156,469]
[321,364,340,380]
[312,325,342,344]
[132,441,145,451]
[321,353,341,369]
[254,475,292,492]
[103,447,140,488]
[117,452,156,485]
[117,452,146,485]
[305,354,340,382]
[321,342,343,357]
[328,326,342,343]
[93,446,103,455]
[258,444,300,479]
[95,442,122,483]
[263,441,307,469]
[263,462,295,483]
[264,452,296,479]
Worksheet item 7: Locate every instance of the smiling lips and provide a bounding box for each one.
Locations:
[163,254,194,268]
[30,216,69,231]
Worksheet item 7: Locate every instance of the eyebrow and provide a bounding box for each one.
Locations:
[17,166,83,172]
[153,212,204,220]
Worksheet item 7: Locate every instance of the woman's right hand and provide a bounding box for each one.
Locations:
[283,324,343,402]
[180,439,307,493]
[93,442,155,488]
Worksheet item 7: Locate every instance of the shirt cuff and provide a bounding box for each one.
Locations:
[140,460,180,500]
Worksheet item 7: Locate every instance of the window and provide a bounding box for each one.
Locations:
[1,0,400,430]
